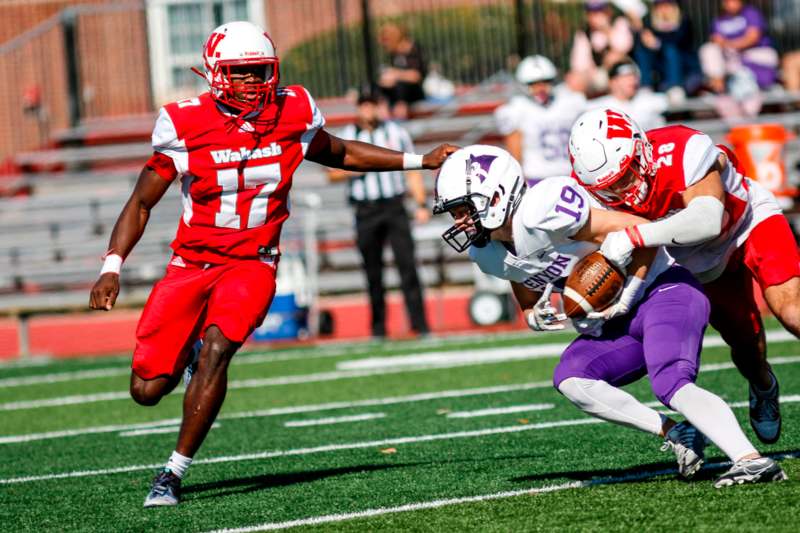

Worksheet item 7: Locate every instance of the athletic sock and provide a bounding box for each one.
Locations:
[669,383,758,461]
[558,377,665,435]
[165,450,192,479]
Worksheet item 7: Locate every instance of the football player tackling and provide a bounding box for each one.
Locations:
[88,21,455,507]
[434,145,785,488]
[569,108,800,444]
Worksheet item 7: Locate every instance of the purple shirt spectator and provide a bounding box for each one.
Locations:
[711,5,771,48]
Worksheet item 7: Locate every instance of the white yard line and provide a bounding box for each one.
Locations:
[0,367,130,388]
[4,354,800,443]
[204,452,800,533]
[119,423,219,438]
[0,382,552,444]
[2,329,794,390]
[644,394,800,411]
[446,404,554,419]
[2,390,798,485]
[0,418,603,485]
[5,349,800,413]
[284,413,385,428]
[0,330,537,389]
[339,330,798,370]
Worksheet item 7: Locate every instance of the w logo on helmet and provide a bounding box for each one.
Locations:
[466,154,497,183]
[205,32,226,59]
[606,110,633,140]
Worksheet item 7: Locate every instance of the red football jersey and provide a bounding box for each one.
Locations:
[616,125,781,280]
[151,86,325,264]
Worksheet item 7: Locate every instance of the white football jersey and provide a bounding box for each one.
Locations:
[469,176,673,295]
[589,90,668,132]
[494,85,587,180]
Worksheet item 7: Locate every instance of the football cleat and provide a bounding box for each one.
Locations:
[143,469,182,507]
[714,457,788,488]
[661,421,708,479]
[182,340,203,387]
[749,369,781,444]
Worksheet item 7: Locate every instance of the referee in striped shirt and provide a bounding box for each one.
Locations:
[328,90,430,338]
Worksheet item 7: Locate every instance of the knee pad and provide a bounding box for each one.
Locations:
[557,377,603,413]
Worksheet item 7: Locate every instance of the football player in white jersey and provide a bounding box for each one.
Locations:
[494,55,586,184]
[570,107,800,445]
[434,145,785,487]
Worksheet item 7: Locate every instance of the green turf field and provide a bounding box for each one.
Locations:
[1,323,798,532]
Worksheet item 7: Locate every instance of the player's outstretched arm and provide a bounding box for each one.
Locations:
[89,166,172,311]
[600,156,727,269]
[305,129,458,171]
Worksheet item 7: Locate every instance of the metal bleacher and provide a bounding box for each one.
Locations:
[3,80,800,355]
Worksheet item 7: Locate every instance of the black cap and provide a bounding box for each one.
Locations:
[609,60,641,79]
[357,86,381,105]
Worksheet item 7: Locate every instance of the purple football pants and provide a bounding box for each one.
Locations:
[554,266,710,406]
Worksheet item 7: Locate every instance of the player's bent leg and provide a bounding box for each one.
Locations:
[554,332,670,436]
[144,326,240,508]
[130,371,182,406]
[669,383,789,488]
[556,377,666,435]
[637,267,712,477]
[175,325,240,458]
[704,263,771,390]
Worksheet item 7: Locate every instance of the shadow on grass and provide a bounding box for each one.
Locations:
[511,449,800,486]
[185,451,547,501]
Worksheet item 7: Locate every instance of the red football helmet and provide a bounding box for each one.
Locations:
[198,21,280,114]
[568,108,655,212]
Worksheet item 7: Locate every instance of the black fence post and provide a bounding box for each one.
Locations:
[335,0,350,94]
[514,0,527,59]
[360,0,376,87]
[61,8,82,127]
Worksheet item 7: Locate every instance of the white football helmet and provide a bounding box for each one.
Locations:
[433,145,526,252]
[568,107,655,212]
[199,21,280,112]
[516,55,558,85]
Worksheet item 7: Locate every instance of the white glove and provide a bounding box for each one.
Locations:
[526,284,567,331]
[600,230,636,270]
[587,275,645,321]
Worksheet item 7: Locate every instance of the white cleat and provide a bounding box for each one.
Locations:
[714,457,788,488]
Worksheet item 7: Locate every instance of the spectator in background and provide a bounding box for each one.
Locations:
[590,58,667,130]
[700,0,779,94]
[634,0,701,104]
[568,0,634,96]
[494,55,586,184]
[328,89,430,339]
[377,22,427,120]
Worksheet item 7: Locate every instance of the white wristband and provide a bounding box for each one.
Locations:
[100,254,123,275]
[403,152,424,170]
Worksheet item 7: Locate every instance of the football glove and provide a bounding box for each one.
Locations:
[526,284,567,331]
[587,275,645,321]
[600,230,635,271]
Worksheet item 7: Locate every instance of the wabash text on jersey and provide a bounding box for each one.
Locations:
[149,86,325,264]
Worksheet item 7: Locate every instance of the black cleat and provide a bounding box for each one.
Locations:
[749,369,781,444]
[143,469,182,507]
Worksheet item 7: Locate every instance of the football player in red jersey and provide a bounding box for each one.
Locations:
[568,107,800,446]
[88,21,456,507]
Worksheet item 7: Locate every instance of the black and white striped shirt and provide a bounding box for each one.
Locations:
[338,121,415,203]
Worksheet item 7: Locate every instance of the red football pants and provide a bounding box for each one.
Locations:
[132,257,277,380]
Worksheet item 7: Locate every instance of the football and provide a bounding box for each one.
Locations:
[562,251,625,318]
